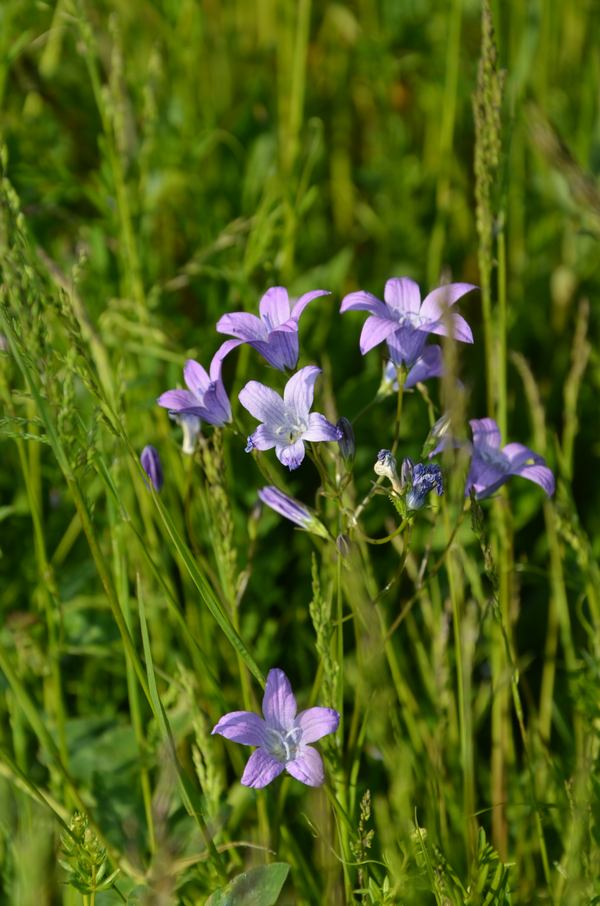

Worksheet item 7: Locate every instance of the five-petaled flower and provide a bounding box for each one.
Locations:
[467,418,555,499]
[157,339,240,427]
[212,668,339,788]
[341,277,476,387]
[216,286,330,371]
[239,365,342,470]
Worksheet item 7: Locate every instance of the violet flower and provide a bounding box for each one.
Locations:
[467,418,555,499]
[140,445,163,492]
[341,277,476,384]
[401,458,444,511]
[239,365,342,470]
[258,486,330,539]
[216,286,330,371]
[157,339,241,426]
[212,668,339,788]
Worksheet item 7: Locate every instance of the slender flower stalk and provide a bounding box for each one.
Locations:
[212,668,339,788]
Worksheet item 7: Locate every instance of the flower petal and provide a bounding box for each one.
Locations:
[466,460,509,499]
[419,283,477,321]
[516,463,555,497]
[261,329,299,371]
[470,418,502,449]
[291,289,330,321]
[157,389,197,411]
[303,412,341,442]
[297,707,340,743]
[276,439,306,470]
[258,486,313,529]
[212,711,268,746]
[262,668,297,731]
[238,381,286,425]
[425,312,473,344]
[405,345,444,388]
[340,290,388,317]
[283,366,321,419]
[241,749,285,788]
[259,287,291,329]
[386,325,429,366]
[285,746,324,787]
[384,277,421,315]
[216,312,267,341]
[209,339,243,381]
[183,360,210,397]
[359,316,399,354]
[197,382,231,425]
[247,424,279,451]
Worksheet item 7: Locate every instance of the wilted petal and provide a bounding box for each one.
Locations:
[157,389,197,411]
[241,749,285,788]
[277,439,306,470]
[247,424,279,451]
[259,286,291,329]
[384,277,421,315]
[303,412,341,442]
[212,711,268,746]
[405,345,444,388]
[283,366,321,419]
[262,668,297,731]
[516,463,555,496]
[291,289,330,321]
[297,707,340,743]
[470,418,502,449]
[340,290,388,317]
[239,381,286,424]
[419,283,477,321]
[285,746,324,787]
[425,311,473,344]
[216,311,267,341]
[359,316,399,354]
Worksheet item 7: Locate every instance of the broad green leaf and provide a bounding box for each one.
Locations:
[205,863,290,906]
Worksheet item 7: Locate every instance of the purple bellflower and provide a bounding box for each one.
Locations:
[341,277,476,386]
[258,486,330,539]
[239,365,342,470]
[157,339,241,427]
[140,445,163,492]
[216,286,330,371]
[212,668,339,788]
[467,418,555,499]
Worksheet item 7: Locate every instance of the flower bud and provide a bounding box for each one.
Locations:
[140,445,163,492]
[335,533,352,557]
[374,449,402,493]
[336,417,355,464]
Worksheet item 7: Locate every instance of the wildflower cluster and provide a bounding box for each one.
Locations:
[147,275,554,789]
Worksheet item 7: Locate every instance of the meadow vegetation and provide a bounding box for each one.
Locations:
[1,1,599,903]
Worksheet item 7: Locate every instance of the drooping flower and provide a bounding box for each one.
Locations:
[140,445,163,491]
[467,418,555,499]
[239,365,342,470]
[400,458,444,511]
[157,339,241,427]
[341,277,476,382]
[216,286,330,371]
[258,486,330,539]
[212,668,339,788]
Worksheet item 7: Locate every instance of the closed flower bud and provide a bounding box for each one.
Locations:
[336,417,355,464]
[140,445,163,492]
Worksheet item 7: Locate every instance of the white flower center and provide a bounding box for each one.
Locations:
[265,726,302,763]
[275,413,308,445]
[390,310,426,329]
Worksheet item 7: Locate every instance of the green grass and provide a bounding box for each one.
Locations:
[1,0,599,903]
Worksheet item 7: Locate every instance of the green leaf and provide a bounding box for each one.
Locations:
[206,863,290,906]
